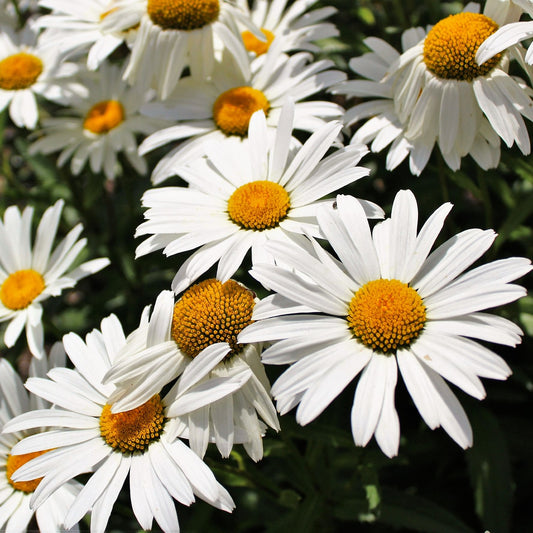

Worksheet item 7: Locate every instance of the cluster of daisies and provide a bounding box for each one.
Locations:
[0,0,532,531]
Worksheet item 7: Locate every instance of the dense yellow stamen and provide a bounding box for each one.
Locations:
[0,52,43,91]
[423,12,501,81]
[100,395,165,454]
[6,450,49,493]
[83,100,125,134]
[0,269,45,310]
[171,279,255,358]
[227,180,290,230]
[347,279,426,354]
[212,86,270,136]
[147,0,219,30]
[242,28,275,56]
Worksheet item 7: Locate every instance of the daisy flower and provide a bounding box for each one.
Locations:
[0,200,110,359]
[477,0,533,64]
[0,24,85,129]
[2,314,235,533]
[389,3,533,169]
[100,0,260,99]
[136,106,380,291]
[104,285,279,461]
[331,28,477,176]
[234,0,339,57]
[138,41,346,183]
[29,62,167,180]
[0,347,82,532]
[336,3,533,174]
[238,190,532,458]
[35,0,139,70]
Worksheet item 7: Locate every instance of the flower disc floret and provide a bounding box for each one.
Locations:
[228,180,290,230]
[100,395,166,454]
[423,12,501,81]
[171,279,255,358]
[147,0,220,30]
[347,279,426,354]
[213,87,270,136]
[242,28,275,56]
[0,53,43,91]
[83,100,125,134]
[6,450,49,492]
[0,269,45,310]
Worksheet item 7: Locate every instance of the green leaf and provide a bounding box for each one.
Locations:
[466,403,513,533]
[378,487,476,533]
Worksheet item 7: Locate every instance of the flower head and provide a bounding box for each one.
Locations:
[0,200,109,358]
[29,62,167,180]
[103,284,279,461]
[239,190,531,457]
[136,104,380,289]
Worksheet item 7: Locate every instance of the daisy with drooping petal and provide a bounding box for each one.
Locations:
[35,0,139,70]
[0,24,85,129]
[2,314,235,533]
[234,0,339,57]
[0,200,110,358]
[336,3,533,175]
[100,0,259,99]
[139,41,346,183]
[238,190,531,458]
[0,347,82,532]
[136,105,380,290]
[104,284,279,461]
[29,62,167,180]
[477,0,533,64]
[390,3,533,169]
[330,28,466,176]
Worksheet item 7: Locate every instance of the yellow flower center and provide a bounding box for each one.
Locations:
[0,269,45,310]
[227,180,290,230]
[347,279,426,354]
[212,86,270,137]
[0,52,43,91]
[147,0,220,30]
[242,28,275,56]
[423,12,501,81]
[6,450,50,493]
[100,395,166,454]
[171,279,255,358]
[83,100,125,134]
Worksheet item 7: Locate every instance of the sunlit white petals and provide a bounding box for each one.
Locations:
[240,189,530,456]
[137,105,372,287]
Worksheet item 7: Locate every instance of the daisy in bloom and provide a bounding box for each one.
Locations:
[234,0,339,57]
[103,285,279,461]
[0,347,82,532]
[0,200,109,358]
[0,25,85,129]
[29,62,167,180]
[2,314,235,533]
[238,190,532,457]
[136,106,380,291]
[331,28,465,176]
[100,0,260,99]
[477,0,533,64]
[387,3,533,170]
[138,41,346,183]
[35,0,139,70]
[336,3,533,174]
